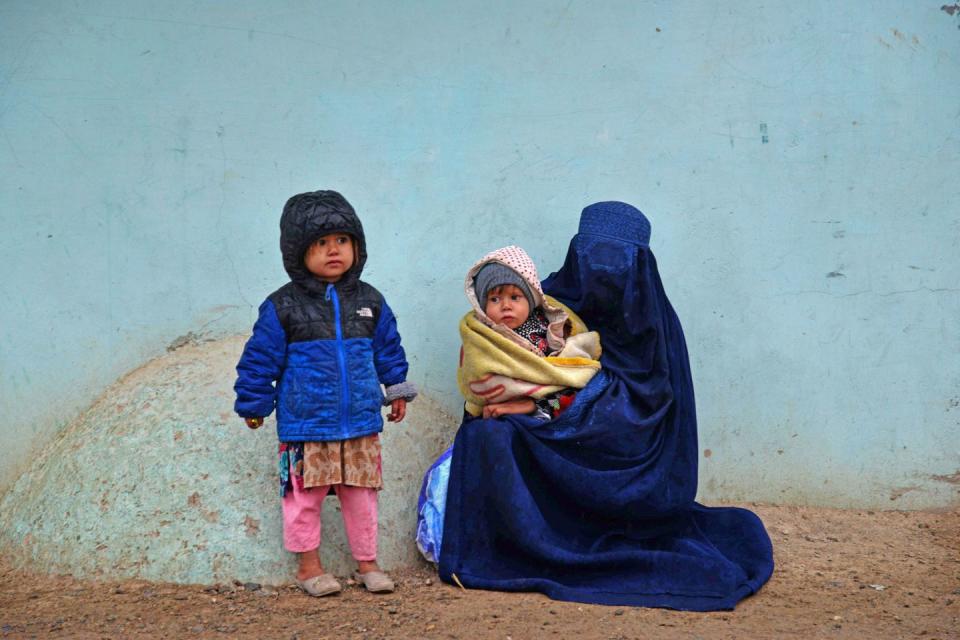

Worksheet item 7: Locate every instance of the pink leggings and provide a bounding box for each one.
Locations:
[281,482,378,560]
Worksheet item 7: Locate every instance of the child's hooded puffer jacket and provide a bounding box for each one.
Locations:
[234,191,412,442]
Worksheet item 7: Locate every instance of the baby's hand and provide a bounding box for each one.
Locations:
[483,398,535,419]
[387,398,407,423]
[245,417,264,429]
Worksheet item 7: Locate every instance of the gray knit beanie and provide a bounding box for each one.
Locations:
[474,262,535,309]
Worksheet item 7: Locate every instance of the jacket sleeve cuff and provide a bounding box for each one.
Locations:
[383,381,418,405]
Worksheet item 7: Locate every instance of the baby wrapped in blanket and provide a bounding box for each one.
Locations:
[459,245,602,420]
[417,246,603,563]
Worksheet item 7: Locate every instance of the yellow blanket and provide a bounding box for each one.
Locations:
[458,297,602,417]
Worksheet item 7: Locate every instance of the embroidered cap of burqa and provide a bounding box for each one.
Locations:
[439,201,773,610]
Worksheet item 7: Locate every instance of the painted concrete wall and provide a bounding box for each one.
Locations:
[1,1,958,508]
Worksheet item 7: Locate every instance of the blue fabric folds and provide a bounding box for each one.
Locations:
[416,446,453,564]
[438,202,773,611]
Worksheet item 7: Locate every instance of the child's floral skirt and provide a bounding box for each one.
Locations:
[278,434,383,497]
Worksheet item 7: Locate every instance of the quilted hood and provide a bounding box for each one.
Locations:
[279,190,367,296]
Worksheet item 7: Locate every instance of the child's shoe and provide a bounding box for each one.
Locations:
[353,570,395,593]
[296,573,341,596]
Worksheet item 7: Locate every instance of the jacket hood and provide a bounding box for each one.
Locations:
[279,190,367,295]
[465,245,568,355]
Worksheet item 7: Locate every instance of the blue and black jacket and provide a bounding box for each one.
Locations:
[234,191,415,442]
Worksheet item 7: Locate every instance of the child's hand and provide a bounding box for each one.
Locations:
[245,417,264,429]
[483,398,535,419]
[387,398,407,423]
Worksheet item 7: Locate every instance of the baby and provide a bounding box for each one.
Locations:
[459,246,601,420]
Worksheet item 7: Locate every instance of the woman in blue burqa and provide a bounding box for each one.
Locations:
[419,201,773,610]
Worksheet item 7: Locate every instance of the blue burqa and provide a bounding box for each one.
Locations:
[438,202,773,610]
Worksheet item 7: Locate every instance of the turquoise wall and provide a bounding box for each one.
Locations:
[1,1,958,507]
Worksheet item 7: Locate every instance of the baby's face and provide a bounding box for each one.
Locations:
[304,233,354,282]
[484,285,530,330]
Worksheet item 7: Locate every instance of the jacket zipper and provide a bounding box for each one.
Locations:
[326,283,350,436]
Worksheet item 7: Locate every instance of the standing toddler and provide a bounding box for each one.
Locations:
[234,190,416,596]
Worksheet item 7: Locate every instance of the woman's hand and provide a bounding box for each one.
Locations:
[482,398,535,419]
[245,417,264,429]
[387,398,407,423]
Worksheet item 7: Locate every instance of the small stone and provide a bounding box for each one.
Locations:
[243,582,261,592]
[388,608,398,615]
[424,578,433,586]
[869,584,886,591]
[614,609,624,616]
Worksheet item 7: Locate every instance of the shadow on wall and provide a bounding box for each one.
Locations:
[0,336,458,584]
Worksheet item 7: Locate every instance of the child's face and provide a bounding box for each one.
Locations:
[484,285,530,329]
[304,233,354,282]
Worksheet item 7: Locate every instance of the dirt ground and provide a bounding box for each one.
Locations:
[1,504,957,639]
